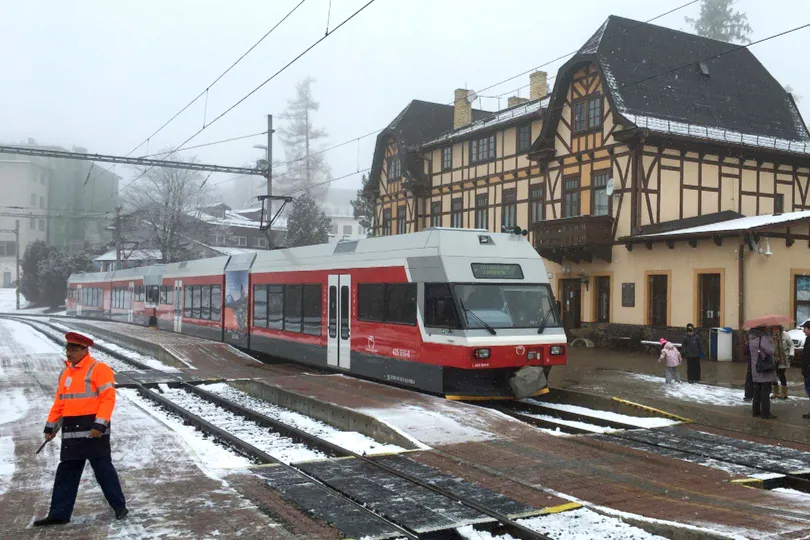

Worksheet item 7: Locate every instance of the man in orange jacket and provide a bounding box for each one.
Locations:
[34,332,128,527]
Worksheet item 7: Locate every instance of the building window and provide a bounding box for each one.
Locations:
[563,177,581,217]
[30,194,36,206]
[592,172,610,216]
[595,276,610,323]
[475,193,489,230]
[29,218,34,229]
[441,147,452,171]
[697,273,722,328]
[573,101,586,133]
[39,196,45,209]
[431,201,442,228]
[387,155,401,180]
[470,134,496,164]
[588,97,602,129]
[342,225,352,235]
[775,193,785,214]
[451,198,463,228]
[330,223,338,235]
[254,237,267,248]
[235,236,247,246]
[530,185,544,224]
[796,275,810,324]
[382,208,392,236]
[397,205,406,235]
[501,189,517,229]
[648,274,668,326]
[38,219,45,231]
[0,241,16,257]
[517,125,532,153]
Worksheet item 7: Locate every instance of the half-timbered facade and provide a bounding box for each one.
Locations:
[371,15,810,337]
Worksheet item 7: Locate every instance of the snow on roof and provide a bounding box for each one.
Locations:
[191,210,262,229]
[636,211,810,238]
[94,249,161,262]
[423,97,549,147]
[211,246,263,256]
[624,114,810,155]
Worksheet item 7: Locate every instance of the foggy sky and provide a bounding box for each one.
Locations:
[2,0,808,204]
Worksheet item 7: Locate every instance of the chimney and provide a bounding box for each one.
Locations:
[507,96,529,108]
[454,89,472,130]
[529,71,548,100]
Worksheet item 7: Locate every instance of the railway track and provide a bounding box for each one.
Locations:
[8,315,558,540]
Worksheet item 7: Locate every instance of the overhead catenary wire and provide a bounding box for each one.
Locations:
[137,131,269,159]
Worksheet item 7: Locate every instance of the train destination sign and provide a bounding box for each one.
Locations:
[471,263,524,280]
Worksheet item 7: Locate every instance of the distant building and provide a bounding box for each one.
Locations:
[321,188,367,243]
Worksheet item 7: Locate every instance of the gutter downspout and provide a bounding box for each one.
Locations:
[738,234,746,360]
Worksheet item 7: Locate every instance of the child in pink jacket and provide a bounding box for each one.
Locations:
[658,339,682,384]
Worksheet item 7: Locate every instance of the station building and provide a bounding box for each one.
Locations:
[369,15,810,341]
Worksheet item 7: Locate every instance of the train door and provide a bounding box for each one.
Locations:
[327,274,352,370]
[127,281,134,323]
[77,285,82,316]
[173,280,183,332]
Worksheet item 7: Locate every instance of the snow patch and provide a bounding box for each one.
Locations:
[0,288,29,311]
[772,487,810,501]
[517,412,612,433]
[0,387,28,426]
[526,400,678,428]
[0,436,14,496]
[625,373,748,406]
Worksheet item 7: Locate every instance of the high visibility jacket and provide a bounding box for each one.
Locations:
[44,354,116,461]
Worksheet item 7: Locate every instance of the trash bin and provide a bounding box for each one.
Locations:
[710,327,733,361]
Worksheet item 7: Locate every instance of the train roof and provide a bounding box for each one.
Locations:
[68,270,114,284]
[109,264,164,285]
[161,255,230,279]
[250,229,547,283]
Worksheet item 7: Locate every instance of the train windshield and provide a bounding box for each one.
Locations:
[453,283,561,330]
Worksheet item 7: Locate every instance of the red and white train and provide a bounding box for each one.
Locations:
[67,229,568,399]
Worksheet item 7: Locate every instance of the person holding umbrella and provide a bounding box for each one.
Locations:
[742,315,791,419]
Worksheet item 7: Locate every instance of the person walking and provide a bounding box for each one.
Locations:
[801,321,810,419]
[34,332,128,527]
[771,325,794,400]
[746,327,778,419]
[658,339,682,384]
[682,324,703,383]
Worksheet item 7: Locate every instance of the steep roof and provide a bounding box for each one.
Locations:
[535,15,810,155]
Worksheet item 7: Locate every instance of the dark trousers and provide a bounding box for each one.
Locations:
[776,368,787,386]
[686,357,701,382]
[744,365,753,399]
[49,456,126,520]
[752,382,772,417]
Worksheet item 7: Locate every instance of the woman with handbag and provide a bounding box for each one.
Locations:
[746,326,778,419]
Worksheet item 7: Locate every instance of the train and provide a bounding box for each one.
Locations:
[66,228,568,399]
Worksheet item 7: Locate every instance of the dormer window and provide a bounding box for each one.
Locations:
[387,155,401,180]
[573,96,602,133]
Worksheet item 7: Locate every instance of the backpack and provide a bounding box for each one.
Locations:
[755,337,777,373]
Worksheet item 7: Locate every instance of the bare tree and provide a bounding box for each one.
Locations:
[277,77,331,201]
[126,156,220,263]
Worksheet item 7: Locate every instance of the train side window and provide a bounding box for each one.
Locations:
[166,286,174,306]
[201,285,211,320]
[386,283,417,325]
[285,285,302,333]
[184,287,192,317]
[211,285,221,322]
[328,286,337,338]
[340,286,350,339]
[148,285,160,304]
[424,283,460,328]
[268,285,284,330]
[192,287,202,319]
[159,286,167,305]
[357,284,385,322]
[302,284,322,336]
[253,285,268,327]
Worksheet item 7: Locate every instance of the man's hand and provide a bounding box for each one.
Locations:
[44,432,56,442]
[89,429,103,439]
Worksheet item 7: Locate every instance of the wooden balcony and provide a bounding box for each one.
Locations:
[532,214,614,263]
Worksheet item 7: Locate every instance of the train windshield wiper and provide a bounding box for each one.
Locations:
[459,299,496,335]
[537,309,552,334]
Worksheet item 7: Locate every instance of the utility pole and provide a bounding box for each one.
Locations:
[115,206,122,271]
[14,220,19,310]
[266,114,274,249]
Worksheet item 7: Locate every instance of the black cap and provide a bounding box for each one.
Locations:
[802,320,810,329]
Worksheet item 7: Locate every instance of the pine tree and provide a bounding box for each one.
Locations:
[285,193,332,247]
[277,78,331,201]
[685,0,752,43]
[350,174,376,236]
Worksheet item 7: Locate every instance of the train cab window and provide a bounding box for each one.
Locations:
[211,285,221,322]
[192,287,201,319]
[385,283,417,325]
[201,285,211,319]
[424,283,461,328]
[358,284,385,322]
[184,287,192,317]
[328,286,337,338]
[302,284,322,336]
[268,285,284,330]
[253,285,268,327]
[285,285,303,333]
[146,285,160,304]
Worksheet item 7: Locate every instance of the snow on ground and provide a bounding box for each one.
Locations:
[517,412,613,433]
[456,508,668,540]
[772,487,810,501]
[118,388,251,477]
[204,382,407,456]
[157,385,328,464]
[526,400,678,428]
[626,373,749,406]
[0,288,29,311]
[0,388,28,426]
[0,436,14,496]
[0,319,63,354]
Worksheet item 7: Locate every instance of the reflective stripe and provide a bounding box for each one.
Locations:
[62,428,111,439]
[45,421,58,429]
[58,362,99,401]
[94,418,110,426]
[97,382,114,392]
[60,391,98,400]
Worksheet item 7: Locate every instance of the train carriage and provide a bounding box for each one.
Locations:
[108,265,164,325]
[157,256,227,340]
[67,270,113,319]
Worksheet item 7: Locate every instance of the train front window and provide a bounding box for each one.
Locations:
[453,284,560,330]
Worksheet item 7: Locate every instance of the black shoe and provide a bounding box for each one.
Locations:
[33,516,70,527]
[115,507,129,520]
[744,397,752,402]
[753,412,761,417]
[761,414,777,419]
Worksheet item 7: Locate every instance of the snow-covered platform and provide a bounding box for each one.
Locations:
[29,317,810,538]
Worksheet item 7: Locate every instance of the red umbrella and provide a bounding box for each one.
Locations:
[742,314,794,330]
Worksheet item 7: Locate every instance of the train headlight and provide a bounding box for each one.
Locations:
[473,348,491,359]
[549,345,565,356]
